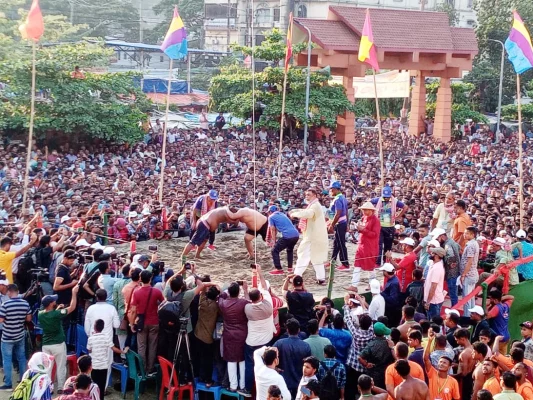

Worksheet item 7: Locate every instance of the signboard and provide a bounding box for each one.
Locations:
[331,70,410,99]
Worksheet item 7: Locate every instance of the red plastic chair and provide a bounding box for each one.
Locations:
[157,356,193,400]
[51,354,78,383]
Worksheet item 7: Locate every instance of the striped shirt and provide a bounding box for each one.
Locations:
[87,332,113,370]
[0,298,30,342]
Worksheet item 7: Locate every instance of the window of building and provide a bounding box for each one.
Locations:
[445,0,455,7]
[160,56,164,62]
[255,3,270,24]
[256,34,265,45]
[205,3,237,19]
[117,51,121,60]
[297,4,307,18]
[274,7,280,22]
[467,0,473,7]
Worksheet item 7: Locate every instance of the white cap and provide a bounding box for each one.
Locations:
[377,263,395,273]
[444,308,460,316]
[499,230,507,236]
[60,215,71,223]
[75,239,91,248]
[428,239,440,248]
[394,224,402,229]
[492,237,507,247]
[103,246,116,254]
[477,235,487,242]
[128,211,138,219]
[431,228,446,238]
[142,209,151,216]
[370,279,381,294]
[90,242,105,250]
[468,305,485,316]
[400,237,416,247]
[349,298,361,305]
[0,279,9,286]
[517,229,527,239]
[131,254,143,269]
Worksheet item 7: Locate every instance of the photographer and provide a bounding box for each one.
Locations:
[53,250,79,333]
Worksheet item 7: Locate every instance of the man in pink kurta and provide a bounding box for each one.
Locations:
[345,202,381,291]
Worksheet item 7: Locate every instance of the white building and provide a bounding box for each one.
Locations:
[203,0,476,51]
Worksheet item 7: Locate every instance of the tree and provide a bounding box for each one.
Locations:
[209,30,355,130]
[147,0,204,46]
[466,0,533,112]
[0,42,151,143]
[434,2,459,26]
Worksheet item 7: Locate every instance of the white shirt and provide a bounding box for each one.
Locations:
[84,301,120,340]
[254,346,292,400]
[368,294,385,321]
[9,234,29,274]
[87,332,114,369]
[245,289,275,346]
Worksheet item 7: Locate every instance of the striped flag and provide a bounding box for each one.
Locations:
[358,9,380,71]
[284,12,293,72]
[19,0,44,42]
[161,7,188,60]
[505,10,533,75]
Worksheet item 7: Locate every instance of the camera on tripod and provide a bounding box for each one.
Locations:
[29,268,50,283]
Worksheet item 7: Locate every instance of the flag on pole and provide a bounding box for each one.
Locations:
[161,7,188,60]
[505,11,533,74]
[358,9,379,71]
[19,0,44,42]
[284,12,293,72]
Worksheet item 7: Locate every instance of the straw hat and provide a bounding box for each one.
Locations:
[359,201,376,211]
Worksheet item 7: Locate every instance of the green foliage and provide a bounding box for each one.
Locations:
[434,2,459,26]
[209,30,354,129]
[148,0,204,46]
[467,0,533,112]
[0,42,150,143]
[501,104,533,121]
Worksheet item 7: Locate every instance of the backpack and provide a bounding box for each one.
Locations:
[158,293,183,332]
[48,252,62,284]
[16,248,42,292]
[10,372,43,400]
[319,361,340,400]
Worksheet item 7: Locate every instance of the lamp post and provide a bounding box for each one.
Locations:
[302,25,312,152]
[488,38,505,143]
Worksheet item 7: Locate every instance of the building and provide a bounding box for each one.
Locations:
[203,0,476,51]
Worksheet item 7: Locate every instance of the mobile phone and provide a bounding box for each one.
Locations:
[250,263,257,270]
[301,387,311,397]
[160,261,165,268]
[148,245,158,252]
[185,262,192,270]
[237,280,244,286]
[326,304,332,314]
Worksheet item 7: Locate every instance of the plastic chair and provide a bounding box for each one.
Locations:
[111,361,129,396]
[157,356,195,400]
[76,325,88,356]
[195,378,222,400]
[125,350,156,400]
[220,389,244,400]
[50,353,78,383]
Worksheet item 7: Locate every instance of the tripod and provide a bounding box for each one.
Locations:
[169,322,196,394]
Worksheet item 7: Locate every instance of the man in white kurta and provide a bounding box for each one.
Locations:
[289,188,328,284]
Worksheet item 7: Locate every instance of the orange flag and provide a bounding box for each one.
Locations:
[358,9,379,71]
[19,0,44,42]
[284,12,293,72]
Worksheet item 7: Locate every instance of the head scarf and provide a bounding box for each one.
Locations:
[21,352,53,400]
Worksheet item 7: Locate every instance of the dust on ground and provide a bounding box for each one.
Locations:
[118,230,383,299]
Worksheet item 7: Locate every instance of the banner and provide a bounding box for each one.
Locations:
[331,70,410,99]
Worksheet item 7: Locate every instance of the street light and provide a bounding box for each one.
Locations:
[301,24,312,152]
[488,38,505,143]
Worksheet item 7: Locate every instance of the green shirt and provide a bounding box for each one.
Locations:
[304,334,332,361]
[38,309,68,346]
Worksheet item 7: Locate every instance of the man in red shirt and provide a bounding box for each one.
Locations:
[130,270,164,374]
[385,237,417,292]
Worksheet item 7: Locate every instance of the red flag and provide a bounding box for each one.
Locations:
[284,12,293,72]
[19,0,44,42]
[358,9,380,71]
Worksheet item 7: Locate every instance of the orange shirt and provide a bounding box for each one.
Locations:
[483,376,502,396]
[385,361,425,400]
[427,367,460,400]
[492,353,533,370]
[518,381,533,400]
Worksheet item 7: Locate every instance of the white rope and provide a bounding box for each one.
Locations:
[251,0,258,265]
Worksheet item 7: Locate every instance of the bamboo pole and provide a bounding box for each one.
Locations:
[372,70,385,190]
[517,74,524,230]
[158,59,174,202]
[276,71,288,199]
[22,42,38,220]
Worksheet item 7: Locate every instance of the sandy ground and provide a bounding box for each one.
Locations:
[122,230,382,300]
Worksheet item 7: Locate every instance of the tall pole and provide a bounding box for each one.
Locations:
[517,74,524,230]
[372,70,385,190]
[69,0,74,23]
[22,43,38,220]
[158,59,174,202]
[303,25,311,153]
[187,55,192,93]
[276,70,288,199]
[226,0,231,51]
[488,39,504,143]
[139,0,144,91]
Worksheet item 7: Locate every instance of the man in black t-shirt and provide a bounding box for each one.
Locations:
[53,250,79,306]
[283,275,315,332]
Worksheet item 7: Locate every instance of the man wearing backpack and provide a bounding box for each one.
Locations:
[0,284,32,391]
[0,233,38,284]
[317,344,346,400]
